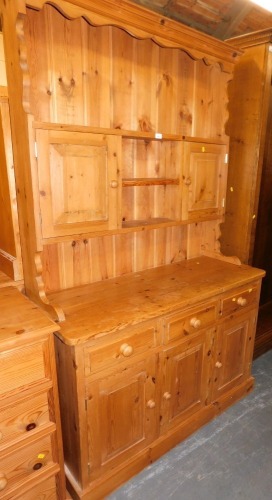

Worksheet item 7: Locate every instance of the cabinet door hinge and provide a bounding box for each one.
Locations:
[84,399,88,411]
[224,153,228,164]
[222,198,225,208]
[34,141,38,159]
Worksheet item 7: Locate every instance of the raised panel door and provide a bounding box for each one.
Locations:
[35,128,121,238]
[182,141,227,221]
[86,355,158,480]
[212,309,257,400]
[160,329,214,433]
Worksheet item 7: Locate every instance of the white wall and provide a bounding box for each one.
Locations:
[0,33,7,87]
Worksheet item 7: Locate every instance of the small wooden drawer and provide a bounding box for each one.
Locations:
[84,323,157,375]
[0,392,51,449]
[220,285,259,317]
[0,342,47,397]
[163,303,217,344]
[13,475,58,499]
[0,434,55,496]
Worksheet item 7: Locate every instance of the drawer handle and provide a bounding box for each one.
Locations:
[33,462,43,471]
[26,422,36,432]
[146,399,156,409]
[215,361,222,368]
[0,473,8,491]
[110,180,118,188]
[184,177,192,186]
[120,343,134,357]
[190,317,201,329]
[237,296,247,307]
[163,392,171,400]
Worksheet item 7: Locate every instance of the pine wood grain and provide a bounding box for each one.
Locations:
[0,286,66,498]
[51,256,264,345]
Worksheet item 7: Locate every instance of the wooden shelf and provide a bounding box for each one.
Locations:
[122,217,177,228]
[33,122,182,141]
[122,178,180,187]
[32,122,226,145]
[40,215,223,244]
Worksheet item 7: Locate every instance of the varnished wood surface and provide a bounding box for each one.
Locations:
[1,2,263,499]
[0,270,16,288]
[221,32,272,265]
[51,256,265,345]
[1,0,235,307]
[23,0,240,70]
[0,92,23,280]
[0,286,66,499]
[0,287,59,345]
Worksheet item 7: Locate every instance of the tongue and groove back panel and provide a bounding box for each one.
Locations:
[22,4,230,293]
[25,5,228,135]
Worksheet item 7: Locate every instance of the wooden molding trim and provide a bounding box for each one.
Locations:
[227,28,272,48]
[25,0,241,71]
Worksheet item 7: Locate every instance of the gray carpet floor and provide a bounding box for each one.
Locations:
[108,350,272,500]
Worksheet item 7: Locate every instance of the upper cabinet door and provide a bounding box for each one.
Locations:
[35,129,122,239]
[182,141,227,221]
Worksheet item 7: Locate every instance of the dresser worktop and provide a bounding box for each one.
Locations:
[51,257,265,345]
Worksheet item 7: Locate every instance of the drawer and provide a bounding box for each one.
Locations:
[220,285,259,317]
[84,323,157,375]
[13,475,57,499]
[0,342,47,397]
[0,434,55,497]
[0,392,51,449]
[163,303,217,344]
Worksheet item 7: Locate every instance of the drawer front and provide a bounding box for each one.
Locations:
[0,434,55,496]
[164,303,217,344]
[220,285,259,317]
[0,342,47,397]
[84,323,157,375]
[13,475,57,500]
[0,392,51,449]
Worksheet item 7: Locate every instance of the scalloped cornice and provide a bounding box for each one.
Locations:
[25,0,241,73]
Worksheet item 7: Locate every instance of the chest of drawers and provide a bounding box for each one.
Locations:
[0,286,66,499]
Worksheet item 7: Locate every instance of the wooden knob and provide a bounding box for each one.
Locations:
[184,177,191,186]
[190,317,201,329]
[163,392,171,400]
[26,422,36,432]
[33,462,43,471]
[120,343,134,357]
[215,361,222,368]
[110,180,118,188]
[0,473,8,491]
[237,297,247,307]
[146,399,155,409]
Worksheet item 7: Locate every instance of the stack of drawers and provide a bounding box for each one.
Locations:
[0,286,66,499]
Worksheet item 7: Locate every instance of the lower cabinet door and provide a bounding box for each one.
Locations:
[160,329,214,433]
[86,354,159,479]
[212,309,257,400]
